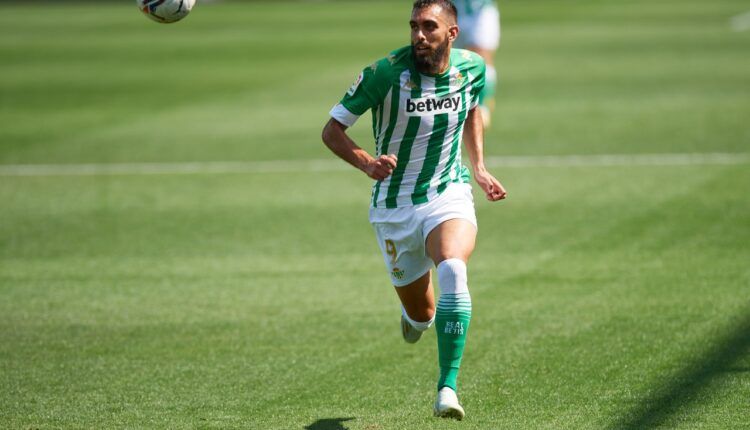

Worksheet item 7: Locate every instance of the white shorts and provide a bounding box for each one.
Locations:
[369,183,477,287]
[456,4,501,51]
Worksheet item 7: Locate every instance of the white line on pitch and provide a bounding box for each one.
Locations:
[0,153,748,177]
[730,10,750,31]
[0,160,351,177]
[485,153,750,168]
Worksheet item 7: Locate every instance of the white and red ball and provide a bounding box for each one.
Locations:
[137,0,195,24]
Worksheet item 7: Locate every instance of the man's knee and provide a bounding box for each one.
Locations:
[398,271,436,323]
[437,258,469,295]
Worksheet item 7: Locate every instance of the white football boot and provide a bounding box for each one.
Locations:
[400,315,423,344]
[434,386,465,420]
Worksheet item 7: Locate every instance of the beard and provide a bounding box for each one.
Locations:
[412,37,450,73]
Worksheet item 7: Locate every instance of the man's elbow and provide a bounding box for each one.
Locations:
[321,119,333,144]
[321,118,343,145]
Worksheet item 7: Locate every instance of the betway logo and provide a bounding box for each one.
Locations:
[405,94,463,116]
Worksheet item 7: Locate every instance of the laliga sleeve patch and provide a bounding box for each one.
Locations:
[347,72,364,96]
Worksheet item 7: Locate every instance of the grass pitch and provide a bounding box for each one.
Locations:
[1,1,749,429]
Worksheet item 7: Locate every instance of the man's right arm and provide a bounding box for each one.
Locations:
[321,118,397,181]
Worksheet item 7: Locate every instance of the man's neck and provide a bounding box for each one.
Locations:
[417,57,450,75]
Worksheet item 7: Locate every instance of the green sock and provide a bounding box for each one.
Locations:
[435,292,472,391]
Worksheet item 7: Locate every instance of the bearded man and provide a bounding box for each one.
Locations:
[321,0,507,419]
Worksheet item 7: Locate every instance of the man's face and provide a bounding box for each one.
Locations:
[410,5,458,72]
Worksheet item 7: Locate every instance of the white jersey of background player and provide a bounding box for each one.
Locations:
[453,0,500,128]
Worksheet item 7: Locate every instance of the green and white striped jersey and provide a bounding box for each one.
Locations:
[330,46,486,209]
[453,0,497,16]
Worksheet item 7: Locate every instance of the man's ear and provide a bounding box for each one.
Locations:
[449,25,459,42]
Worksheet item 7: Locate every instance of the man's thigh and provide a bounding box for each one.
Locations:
[371,210,433,287]
[421,183,478,264]
[426,218,477,264]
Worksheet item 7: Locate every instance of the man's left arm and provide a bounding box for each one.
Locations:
[463,107,507,201]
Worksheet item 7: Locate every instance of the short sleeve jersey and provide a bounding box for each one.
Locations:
[330,46,486,209]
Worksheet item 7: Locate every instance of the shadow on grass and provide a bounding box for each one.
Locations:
[304,417,355,430]
[609,309,750,430]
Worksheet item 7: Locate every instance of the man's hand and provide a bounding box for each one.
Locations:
[364,154,398,181]
[474,168,507,201]
[322,119,397,181]
[461,108,506,202]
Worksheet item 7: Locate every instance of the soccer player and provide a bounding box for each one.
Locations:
[321,0,506,420]
[453,0,501,128]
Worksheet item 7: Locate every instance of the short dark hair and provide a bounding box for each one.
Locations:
[412,0,458,22]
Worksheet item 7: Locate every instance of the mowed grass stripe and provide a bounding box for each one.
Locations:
[1,152,748,176]
[466,164,750,428]
[1,0,749,428]
[2,165,748,428]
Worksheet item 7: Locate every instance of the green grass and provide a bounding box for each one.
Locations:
[1,1,750,429]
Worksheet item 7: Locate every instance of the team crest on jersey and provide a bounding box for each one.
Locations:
[403,79,418,90]
[347,72,364,96]
[392,267,405,280]
[451,72,466,86]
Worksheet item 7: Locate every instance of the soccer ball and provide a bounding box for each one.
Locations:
[137,0,195,24]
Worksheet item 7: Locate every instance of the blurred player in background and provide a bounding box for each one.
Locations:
[321,0,506,420]
[453,0,500,128]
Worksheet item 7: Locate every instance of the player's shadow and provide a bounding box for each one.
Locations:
[304,417,355,430]
[609,308,750,430]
